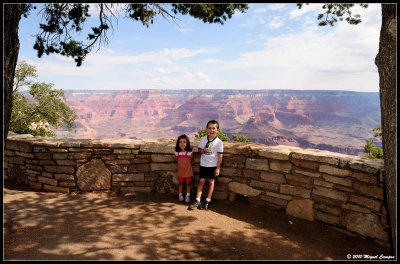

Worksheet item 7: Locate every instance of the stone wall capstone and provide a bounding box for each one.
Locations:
[4,133,389,245]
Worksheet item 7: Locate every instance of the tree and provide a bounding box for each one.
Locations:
[195,128,230,142]
[232,134,250,143]
[364,126,383,159]
[298,3,397,253]
[10,61,77,137]
[3,3,249,142]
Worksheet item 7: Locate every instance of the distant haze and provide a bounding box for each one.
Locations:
[52,89,381,155]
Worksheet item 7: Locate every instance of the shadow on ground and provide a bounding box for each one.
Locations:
[3,181,392,260]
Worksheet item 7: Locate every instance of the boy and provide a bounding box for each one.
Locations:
[189,120,223,210]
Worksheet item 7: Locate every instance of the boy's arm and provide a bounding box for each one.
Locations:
[215,153,223,177]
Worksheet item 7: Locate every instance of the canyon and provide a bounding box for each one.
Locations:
[54,89,381,155]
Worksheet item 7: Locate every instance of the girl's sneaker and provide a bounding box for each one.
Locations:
[179,195,184,202]
[185,196,190,203]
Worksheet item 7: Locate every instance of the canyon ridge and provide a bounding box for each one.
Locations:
[54,89,381,155]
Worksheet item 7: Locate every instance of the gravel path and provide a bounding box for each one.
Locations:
[4,183,391,260]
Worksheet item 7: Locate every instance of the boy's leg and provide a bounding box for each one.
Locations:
[206,179,215,200]
[196,178,206,200]
[186,180,191,194]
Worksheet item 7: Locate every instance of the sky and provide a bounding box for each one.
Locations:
[17,3,382,92]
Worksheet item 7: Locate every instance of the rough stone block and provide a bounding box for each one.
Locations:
[228,182,262,197]
[43,184,69,193]
[322,174,352,187]
[319,165,351,177]
[151,154,176,163]
[349,194,382,212]
[286,173,312,185]
[245,158,269,171]
[150,163,177,171]
[55,174,75,181]
[290,159,320,170]
[286,199,314,221]
[249,180,279,191]
[140,141,175,154]
[38,176,58,186]
[29,181,43,190]
[270,160,292,173]
[291,150,339,165]
[260,171,286,184]
[222,155,246,168]
[113,149,132,154]
[292,168,320,178]
[94,149,113,155]
[353,182,384,200]
[312,186,347,202]
[6,139,33,152]
[261,194,288,206]
[58,181,76,187]
[44,166,75,174]
[76,159,111,191]
[265,191,292,200]
[314,210,340,225]
[220,167,242,177]
[109,165,128,173]
[53,153,69,159]
[351,171,378,185]
[113,173,144,182]
[35,153,52,160]
[280,184,311,198]
[129,163,151,172]
[15,151,35,158]
[259,145,300,160]
[343,212,389,241]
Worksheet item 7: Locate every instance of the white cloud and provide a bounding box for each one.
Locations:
[203,5,381,92]
[253,7,267,14]
[178,27,195,33]
[289,3,323,20]
[19,3,382,92]
[267,17,283,29]
[268,4,286,11]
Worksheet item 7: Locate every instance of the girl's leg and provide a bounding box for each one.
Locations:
[185,180,191,202]
[178,182,183,194]
[178,182,184,201]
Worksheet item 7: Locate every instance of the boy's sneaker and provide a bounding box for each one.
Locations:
[178,195,184,202]
[188,200,201,210]
[185,196,191,203]
[200,200,210,210]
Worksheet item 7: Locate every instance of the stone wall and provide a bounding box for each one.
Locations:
[4,133,389,244]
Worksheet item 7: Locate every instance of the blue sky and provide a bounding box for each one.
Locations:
[17,3,382,92]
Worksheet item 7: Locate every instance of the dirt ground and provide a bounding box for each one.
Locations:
[3,182,393,260]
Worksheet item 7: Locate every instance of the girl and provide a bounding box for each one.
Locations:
[175,134,194,203]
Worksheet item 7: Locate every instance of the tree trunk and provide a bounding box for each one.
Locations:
[3,4,25,142]
[375,4,396,253]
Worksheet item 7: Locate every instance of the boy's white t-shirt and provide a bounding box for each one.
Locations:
[198,136,223,167]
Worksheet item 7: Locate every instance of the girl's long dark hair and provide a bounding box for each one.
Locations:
[175,134,192,152]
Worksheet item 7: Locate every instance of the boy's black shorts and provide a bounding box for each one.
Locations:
[199,166,217,180]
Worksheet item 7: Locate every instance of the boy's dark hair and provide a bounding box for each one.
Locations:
[206,120,219,129]
[175,134,192,152]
